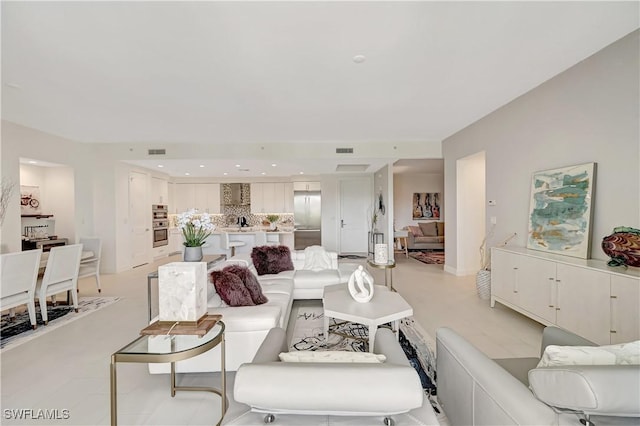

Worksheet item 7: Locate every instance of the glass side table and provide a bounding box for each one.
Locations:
[367,258,396,291]
[110,319,226,426]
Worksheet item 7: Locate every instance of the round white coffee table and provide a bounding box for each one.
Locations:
[322,284,413,352]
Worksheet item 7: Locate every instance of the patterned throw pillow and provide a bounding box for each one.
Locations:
[251,245,295,276]
[407,225,423,237]
[223,264,268,305]
[210,270,255,306]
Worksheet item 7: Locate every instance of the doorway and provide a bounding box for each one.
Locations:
[339,177,372,254]
[456,152,486,275]
[129,171,149,267]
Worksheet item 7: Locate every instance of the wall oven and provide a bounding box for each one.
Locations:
[152,205,169,247]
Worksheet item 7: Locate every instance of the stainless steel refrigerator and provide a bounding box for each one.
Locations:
[294,190,321,250]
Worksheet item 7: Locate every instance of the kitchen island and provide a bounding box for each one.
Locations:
[195,228,295,257]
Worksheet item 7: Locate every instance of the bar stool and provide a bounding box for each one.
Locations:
[221,232,246,257]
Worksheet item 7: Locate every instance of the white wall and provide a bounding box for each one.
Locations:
[455,152,485,276]
[443,30,639,273]
[393,172,444,230]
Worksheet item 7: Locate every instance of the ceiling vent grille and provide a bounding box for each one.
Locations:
[336,148,354,154]
[148,149,166,155]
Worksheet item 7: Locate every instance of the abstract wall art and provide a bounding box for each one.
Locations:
[412,192,440,220]
[527,162,596,259]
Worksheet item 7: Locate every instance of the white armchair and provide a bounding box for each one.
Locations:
[1,250,42,329]
[36,244,83,324]
[78,237,102,293]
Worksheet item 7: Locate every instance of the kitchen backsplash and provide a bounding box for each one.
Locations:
[169,211,294,228]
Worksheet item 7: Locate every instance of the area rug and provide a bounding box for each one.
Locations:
[289,306,437,393]
[409,250,445,265]
[1,296,120,351]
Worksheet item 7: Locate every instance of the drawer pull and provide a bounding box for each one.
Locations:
[548,305,554,308]
[611,295,618,299]
[610,330,617,333]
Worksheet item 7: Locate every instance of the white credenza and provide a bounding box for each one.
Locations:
[491,246,640,345]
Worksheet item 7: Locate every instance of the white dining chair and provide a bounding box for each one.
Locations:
[0,250,42,329]
[254,231,279,246]
[36,244,83,325]
[220,232,246,257]
[78,237,102,293]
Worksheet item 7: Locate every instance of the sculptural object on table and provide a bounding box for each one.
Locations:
[347,265,375,303]
[602,226,640,268]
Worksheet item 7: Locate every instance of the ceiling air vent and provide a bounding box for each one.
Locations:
[336,148,354,154]
[148,149,166,155]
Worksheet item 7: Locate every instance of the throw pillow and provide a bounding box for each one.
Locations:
[210,270,255,306]
[537,340,640,368]
[407,225,423,237]
[418,222,438,237]
[251,245,295,276]
[223,264,268,305]
[279,351,386,363]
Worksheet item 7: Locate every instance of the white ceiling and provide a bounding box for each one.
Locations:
[3,1,638,177]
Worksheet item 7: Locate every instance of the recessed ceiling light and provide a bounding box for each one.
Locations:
[199,165,205,168]
[235,164,241,168]
[271,164,277,167]
[261,172,266,175]
[185,172,190,176]
[299,171,304,175]
[223,172,228,176]
[157,165,164,168]
[28,160,37,164]
[353,55,366,64]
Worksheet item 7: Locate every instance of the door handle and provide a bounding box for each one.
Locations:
[341,220,345,228]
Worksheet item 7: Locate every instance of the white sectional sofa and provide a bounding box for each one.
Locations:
[149,248,359,374]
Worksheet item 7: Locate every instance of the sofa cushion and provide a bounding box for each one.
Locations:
[207,305,281,332]
[294,269,341,289]
[537,341,640,367]
[251,245,295,276]
[263,293,292,329]
[259,278,294,296]
[407,225,423,237]
[279,351,386,363]
[223,264,268,305]
[211,270,255,306]
[414,236,445,244]
[418,222,438,237]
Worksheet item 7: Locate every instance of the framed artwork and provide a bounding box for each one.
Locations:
[527,162,596,259]
[412,192,440,219]
[20,185,42,215]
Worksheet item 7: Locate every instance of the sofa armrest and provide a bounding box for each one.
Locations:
[540,326,595,356]
[251,327,287,363]
[529,365,640,417]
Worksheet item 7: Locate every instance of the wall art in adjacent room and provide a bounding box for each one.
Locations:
[412,193,440,220]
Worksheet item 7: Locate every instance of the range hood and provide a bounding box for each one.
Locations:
[221,183,250,205]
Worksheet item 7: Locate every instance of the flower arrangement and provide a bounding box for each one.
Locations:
[176,209,216,247]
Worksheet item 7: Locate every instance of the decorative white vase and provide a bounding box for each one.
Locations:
[184,246,203,262]
[157,262,207,323]
[476,270,491,300]
[374,244,388,264]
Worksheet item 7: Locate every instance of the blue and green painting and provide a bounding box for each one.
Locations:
[527,163,595,258]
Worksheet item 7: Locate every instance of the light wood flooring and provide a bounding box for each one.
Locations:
[0,252,543,425]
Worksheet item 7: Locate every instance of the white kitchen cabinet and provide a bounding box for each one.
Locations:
[173,184,196,213]
[251,182,293,213]
[491,247,640,344]
[555,263,611,345]
[293,181,321,191]
[169,228,183,255]
[193,183,220,214]
[151,177,169,205]
[610,275,640,344]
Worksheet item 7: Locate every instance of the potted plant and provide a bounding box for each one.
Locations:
[266,214,280,230]
[176,209,216,261]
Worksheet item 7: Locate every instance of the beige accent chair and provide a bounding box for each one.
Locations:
[1,249,43,329]
[36,244,83,325]
[78,237,102,293]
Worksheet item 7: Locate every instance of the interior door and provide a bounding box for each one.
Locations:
[130,171,150,267]
[339,178,371,254]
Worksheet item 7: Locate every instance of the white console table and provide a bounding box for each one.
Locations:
[491,246,640,345]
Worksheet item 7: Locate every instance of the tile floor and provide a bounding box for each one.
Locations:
[0,252,543,425]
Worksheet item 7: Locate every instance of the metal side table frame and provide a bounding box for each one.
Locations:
[366,258,396,291]
[110,321,226,426]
